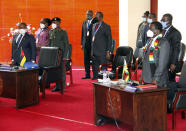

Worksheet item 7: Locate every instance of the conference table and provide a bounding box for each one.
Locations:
[93,82,167,131]
[0,65,39,109]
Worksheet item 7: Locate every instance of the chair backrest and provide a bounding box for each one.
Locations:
[175,61,186,109]
[112,46,133,72]
[65,44,72,59]
[38,47,61,67]
[178,61,186,88]
[178,43,186,61]
[65,44,72,71]
[111,39,116,54]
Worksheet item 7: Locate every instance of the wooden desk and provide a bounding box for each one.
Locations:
[93,82,167,131]
[0,68,39,109]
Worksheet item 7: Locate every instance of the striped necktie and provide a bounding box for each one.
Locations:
[17,34,23,47]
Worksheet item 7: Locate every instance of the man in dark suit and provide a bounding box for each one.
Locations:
[81,10,93,79]
[11,22,36,65]
[161,14,182,82]
[91,12,112,80]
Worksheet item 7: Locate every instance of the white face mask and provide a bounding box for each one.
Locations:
[147,18,153,24]
[146,29,154,38]
[19,29,27,35]
[52,23,57,29]
[142,17,147,22]
[40,23,45,29]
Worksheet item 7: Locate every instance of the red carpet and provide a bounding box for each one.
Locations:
[0,67,186,131]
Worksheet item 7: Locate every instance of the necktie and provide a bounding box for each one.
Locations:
[162,29,166,37]
[95,23,99,30]
[17,34,23,47]
[87,21,90,30]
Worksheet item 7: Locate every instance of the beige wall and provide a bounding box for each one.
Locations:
[128,0,150,49]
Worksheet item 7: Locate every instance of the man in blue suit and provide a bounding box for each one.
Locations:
[11,22,36,65]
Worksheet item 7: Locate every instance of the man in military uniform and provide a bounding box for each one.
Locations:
[49,17,69,92]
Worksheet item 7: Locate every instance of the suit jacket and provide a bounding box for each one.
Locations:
[134,23,147,58]
[92,21,112,56]
[142,38,170,87]
[164,26,182,65]
[12,33,36,64]
[142,24,150,46]
[81,20,93,48]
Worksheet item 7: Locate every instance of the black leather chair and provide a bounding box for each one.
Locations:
[98,46,133,79]
[176,43,185,73]
[109,39,116,63]
[63,44,73,85]
[169,61,186,129]
[38,47,63,98]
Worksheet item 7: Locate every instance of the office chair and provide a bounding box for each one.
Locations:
[169,61,186,129]
[176,43,185,73]
[38,47,63,98]
[98,46,133,79]
[63,44,73,85]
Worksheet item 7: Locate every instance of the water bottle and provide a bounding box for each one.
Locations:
[103,69,107,83]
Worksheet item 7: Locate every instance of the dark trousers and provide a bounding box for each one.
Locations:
[56,55,66,89]
[92,55,107,78]
[84,46,91,77]
[168,70,176,82]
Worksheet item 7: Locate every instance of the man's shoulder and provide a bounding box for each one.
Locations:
[25,33,34,38]
[59,29,68,35]
[102,22,110,27]
[169,26,181,35]
[61,28,67,32]
[100,22,111,30]
[160,37,168,42]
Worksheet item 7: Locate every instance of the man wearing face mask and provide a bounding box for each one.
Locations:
[35,18,51,63]
[133,11,149,65]
[142,22,170,87]
[161,13,182,82]
[91,11,112,80]
[49,17,69,92]
[142,13,156,46]
[81,10,93,79]
[11,22,36,65]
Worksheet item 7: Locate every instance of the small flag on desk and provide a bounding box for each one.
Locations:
[20,56,26,67]
[122,59,130,82]
[20,48,26,67]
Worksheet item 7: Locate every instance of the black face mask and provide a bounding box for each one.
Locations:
[92,17,98,24]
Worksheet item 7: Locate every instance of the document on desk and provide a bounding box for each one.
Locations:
[0,65,12,71]
[137,84,157,91]
[123,85,138,92]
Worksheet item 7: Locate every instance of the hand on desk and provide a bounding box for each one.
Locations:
[152,80,158,85]
[106,52,111,60]
[170,64,176,72]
